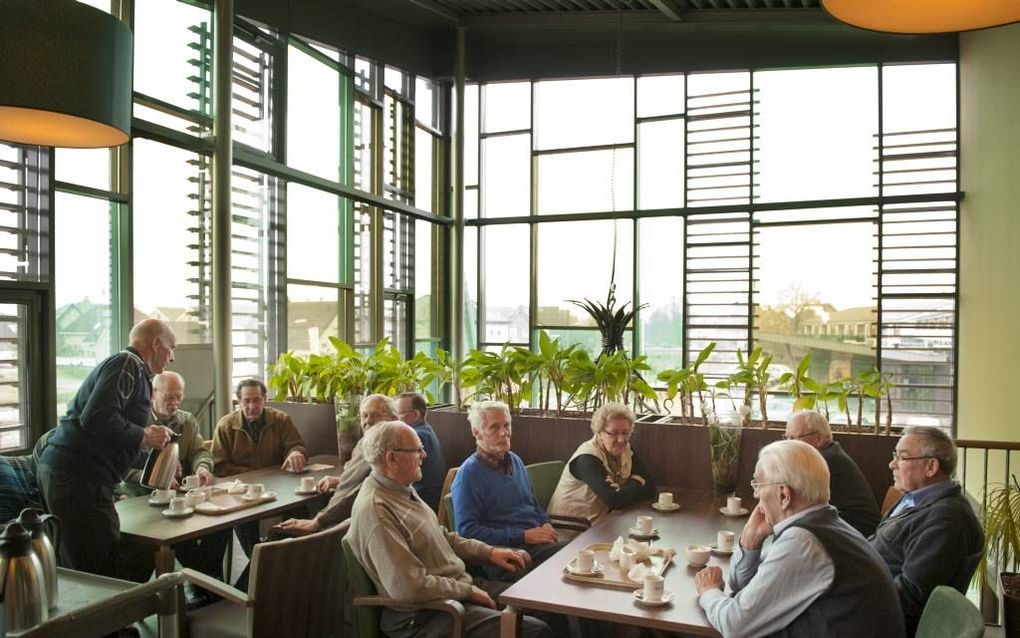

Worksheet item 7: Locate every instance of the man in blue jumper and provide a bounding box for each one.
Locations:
[395,391,447,510]
[451,400,566,581]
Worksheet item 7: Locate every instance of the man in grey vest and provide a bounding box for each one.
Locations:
[695,440,904,638]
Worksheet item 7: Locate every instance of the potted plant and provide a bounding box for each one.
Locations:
[707,410,742,496]
[980,475,1020,635]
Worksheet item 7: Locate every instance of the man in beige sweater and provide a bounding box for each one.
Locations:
[346,421,551,638]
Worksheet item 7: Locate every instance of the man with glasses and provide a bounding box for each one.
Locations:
[395,392,447,510]
[695,439,904,638]
[869,426,982,636]
[451,401,565,579]
[347,420,552,638]
[785,410,880,536]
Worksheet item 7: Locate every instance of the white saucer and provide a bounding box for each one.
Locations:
[652,502,680,512]
[162,507,194,518]
[243,491,277,501]
[710,543,734,556]
[719,507,749,517]
[687,561,709,569]
[564,560,604,577]
[294,488,318,496]
[633,589,675,607]
[148,497,172,506]
[628,527,659,538]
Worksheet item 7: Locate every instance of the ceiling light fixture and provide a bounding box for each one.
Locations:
[822,0,1020,35]
[0,0,133,148]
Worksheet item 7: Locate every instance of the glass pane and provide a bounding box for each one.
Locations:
[537,148,633,215]
[464,226,478,351]
[55,148,110,191]
[482,224,529,344]
[230,166,273,383]
[638,119,684,210]
[482,82,531,133]
[233,34,274,153]
[637,74,685,118]
[385,66,408,95]
[534,78,634,150]
[0,303,29,451]
[640,217,684,377]
[465,84,479,186]
[134,0,212,114]
[287,184,339,283]
[543,328,632,356]
[416,77,436,129]
[754,67,879,203]
[287,44,340,180]
[287,284,338,356]
[481,134,530,218]
[686,72,752,207]
[56,192,113,413]
[354,100,375,192]
[537,219,634,327]
[415,220,433,341]
[133,140,210,345]
[415,128,434,213]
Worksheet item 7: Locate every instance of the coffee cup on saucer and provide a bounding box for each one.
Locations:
[300,476,316,493]
[716,530,735,552]
[685,544,711,567]
[642,574,664,603]
[575,549,595,573]
[635,515,653,535]
[246,483,265,499]
[185,489,206,508]
[726,496,743,514]
[168,496,188,514]
[620,546,637,569]
[181,474,200,491]
[151,488,174,503]
[657,492,674,508]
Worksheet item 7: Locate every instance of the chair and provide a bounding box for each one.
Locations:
[526,460,589,532]
[182,520,350,638]
[443,491,458,530]
[915,585,984,638]
[342,536,465,638]
[881,485,904,515]
[436,466,459,528]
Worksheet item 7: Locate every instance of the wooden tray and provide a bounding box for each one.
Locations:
[562,542,671,591]
[194,492,277,515]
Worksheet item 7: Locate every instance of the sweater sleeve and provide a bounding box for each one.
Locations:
[275,412,307,459]
[569,453,656,511]
[78,354,146,451]
[452,463,525,546]
[210,418,252,476]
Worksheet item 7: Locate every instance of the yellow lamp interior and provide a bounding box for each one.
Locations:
[0,106,128,148]
[823,0,1020,34]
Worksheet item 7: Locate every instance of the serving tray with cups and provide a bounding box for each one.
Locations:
[562,543,673,591]
[194,491,279,515]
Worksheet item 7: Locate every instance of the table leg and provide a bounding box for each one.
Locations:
[155,546,177,575]
[500,605,521,638]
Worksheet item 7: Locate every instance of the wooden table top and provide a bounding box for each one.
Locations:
[499,489,753,636]
[116,455,338,546]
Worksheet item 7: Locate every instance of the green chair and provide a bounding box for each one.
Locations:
[443,491,458,530]
[342,535,466,638]
[525,460,589,532]
[915,586,985,638]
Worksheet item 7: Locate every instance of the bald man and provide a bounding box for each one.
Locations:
[38,319,177,577]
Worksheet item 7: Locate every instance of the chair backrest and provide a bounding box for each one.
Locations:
[881,485,904,515]
[342,535,382,638]
[436,466,459,529]
[443,492,457,530]
[915,585,984,638]
[247,519,350,638]
[526,460,566,510]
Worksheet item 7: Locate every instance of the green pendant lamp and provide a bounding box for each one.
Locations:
[823,0,1020,35]
[0,0,133,148]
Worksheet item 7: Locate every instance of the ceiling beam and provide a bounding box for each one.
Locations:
[461,8,830,27]
[648,0,684,21]
[407,0,461,23]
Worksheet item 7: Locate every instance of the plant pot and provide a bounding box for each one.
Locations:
[708,422,742,496]
[335,395,362,468]
[1002,572,1020,637]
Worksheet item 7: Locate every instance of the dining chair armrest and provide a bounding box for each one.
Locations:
[180,568,251,607]
[550,515,590,532]
[354,596,465,637]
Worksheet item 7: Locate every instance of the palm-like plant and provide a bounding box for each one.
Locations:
[568,283,647,358]
[979,475,1020,593]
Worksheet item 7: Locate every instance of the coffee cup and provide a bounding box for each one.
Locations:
[636,515,653,535]
[726,496,743,514]
[717,530,735,552]
[181,474,200,491]
[620,546,637,569]
[642,573,664,602]
[152,488,174,503]
[168,496,188,513]
[685,544,711,567]
[657,492,674,508]
[301,476,316,492]
[185,489,207,508]
[246,483,265,499]
[575,549,595,573]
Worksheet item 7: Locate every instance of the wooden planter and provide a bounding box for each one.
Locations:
[268,401,339,457]
[1002,572,1020,637]
[428,407,899,504]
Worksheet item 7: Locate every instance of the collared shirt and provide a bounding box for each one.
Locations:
[151,409,178,428]
[241,411,266,444]
[699,504,835,638]
[474,446,513,475]
[372,470,419,501]
[889,478,948,517]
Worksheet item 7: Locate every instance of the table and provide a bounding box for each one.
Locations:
[499,490,750,637]
[9,568,184,638]
[116,455,338,574]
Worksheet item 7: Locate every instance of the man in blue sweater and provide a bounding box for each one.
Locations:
[451,400,566,581]
[395,391,447,510]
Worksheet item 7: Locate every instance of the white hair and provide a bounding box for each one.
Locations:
[467,400,510,433]
[362,421,413,466]
[788,410,832,440]
[152,371,184,392]
[757,439,830,506]
[360,393,397,418]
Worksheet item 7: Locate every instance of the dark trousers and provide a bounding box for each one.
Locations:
[37,464,121,577]
[380,604,552,638]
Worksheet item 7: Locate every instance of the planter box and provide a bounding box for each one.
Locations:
[269,401,339,457]
[428,407,898,504]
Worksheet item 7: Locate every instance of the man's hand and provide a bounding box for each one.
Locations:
[694,566,724,596]
[279,517,322,533]
[489,548,527,574]
[141,425,173,450]
[468,586,497,609]
[281,451,306,472]
[523,523,558,545]
[317,475,340,493]
[740,504,773,551]
[196,467,214,486]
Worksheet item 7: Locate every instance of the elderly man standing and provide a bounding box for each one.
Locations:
[869,426,983,636]
[347,421,552,638]
[785,410,880,536]
[451,401,564,578]
[37,319,176,576]
[396,392,447,510]
[279,393,397,533]
[695,440,904,638]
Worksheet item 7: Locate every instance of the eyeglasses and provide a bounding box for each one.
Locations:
[891,452,934,463]
[785,431,816,441]
[392,446,426,456]
[600,430,632,440]
[750,479,783,492]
